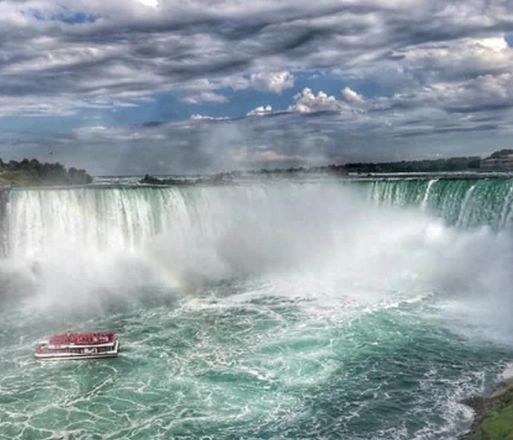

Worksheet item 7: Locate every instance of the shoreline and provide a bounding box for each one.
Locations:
[458,377,513,440]
[0,171,512,191]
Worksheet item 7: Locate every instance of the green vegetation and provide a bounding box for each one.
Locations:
[140,174,189,185]
[461,381,513,440]
[0,158,92,187]
[490,149,513,159]
[139,173,231,185]
[140,150,513,185]
[141,155,486,185]
[474,406,513,440]
[343,156,481,173]
[256,155,482,175]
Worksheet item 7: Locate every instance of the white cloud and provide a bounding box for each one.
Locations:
[247,105,273,116]
[136,0,159,8]
[0,0,513,173]
[183,92,228,104]
[288,88,338,113]
[287,87,366,114]
[341,87,364,104]
[394,35,513,82]
[219,71,295,94]
[190,114,228,120]
[249,71,295,93]
[371,35,513,114]
[0,0,511,118]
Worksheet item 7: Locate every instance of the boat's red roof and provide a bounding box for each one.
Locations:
[48,332,117,346]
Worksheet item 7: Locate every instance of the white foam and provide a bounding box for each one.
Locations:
[499,362,513,380]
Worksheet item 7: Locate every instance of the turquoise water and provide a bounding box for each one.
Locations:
[364,178,513,228]
[1,178,513,439]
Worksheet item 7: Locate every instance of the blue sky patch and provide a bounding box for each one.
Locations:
[26,7,98,25]
[506,33,513,47]
[5,0,513,174]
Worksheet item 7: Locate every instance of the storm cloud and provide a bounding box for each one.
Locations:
[0,0,512,173]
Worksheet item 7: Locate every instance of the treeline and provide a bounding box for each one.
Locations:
[490,149,513,158]
[140,155,485,186]
[140,174,188,185]
[342,156,481,174]
[140,173,228,186]
[0,158,92,186]
[254,155,482,175]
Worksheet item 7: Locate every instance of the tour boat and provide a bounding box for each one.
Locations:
[34,332,119,361]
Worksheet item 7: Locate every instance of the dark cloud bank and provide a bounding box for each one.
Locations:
[0,0,513,174]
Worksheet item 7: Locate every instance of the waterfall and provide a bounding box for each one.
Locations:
[2,178,513,259]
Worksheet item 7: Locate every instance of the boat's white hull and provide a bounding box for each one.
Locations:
[35,341,119,361]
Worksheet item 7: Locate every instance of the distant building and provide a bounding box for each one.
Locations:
[480,153,513,171]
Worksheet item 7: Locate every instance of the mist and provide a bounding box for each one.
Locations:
[0,181,512,346]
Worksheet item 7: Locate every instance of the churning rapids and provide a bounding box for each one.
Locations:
[1,177,513,440]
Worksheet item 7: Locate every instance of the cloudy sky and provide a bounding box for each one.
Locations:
[1,0,513,175]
